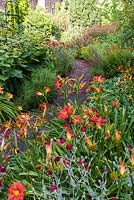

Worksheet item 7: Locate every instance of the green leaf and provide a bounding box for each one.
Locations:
[21,51,31,58]
[19,171,39,177]
[0,74,9,81]
[5,69,23,78]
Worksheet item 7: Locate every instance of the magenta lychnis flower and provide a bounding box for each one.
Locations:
[66,144,73,150]
[50,185,58,191]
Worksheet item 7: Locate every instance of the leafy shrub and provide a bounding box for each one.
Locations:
[22,67,57,109]
[91,47,134,78]
[0,35,51,94]
[78,45,99,62]
[23,6,61,40]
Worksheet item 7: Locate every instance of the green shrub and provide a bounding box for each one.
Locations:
[79,45,99,61]
[22,67,57,109]
[91,48,134,78]
[23,6,61,40]
[0,34,51,95]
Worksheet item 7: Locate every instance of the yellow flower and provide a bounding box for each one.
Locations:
[17,106,23,111]
[6,92,13,99]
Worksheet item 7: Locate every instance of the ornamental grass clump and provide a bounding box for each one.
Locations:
[0,69,134,199]
[0,87,18,124]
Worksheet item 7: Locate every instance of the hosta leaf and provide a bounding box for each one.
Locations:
[0,74,9,81]
[5,68,23,78]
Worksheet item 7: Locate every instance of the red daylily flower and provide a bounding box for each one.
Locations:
[57,104,73,120]
[117,65,123,71]
[112,101,120,108]
[44,140,53,155]
[90,116,109,128]
[72,115,84,125]
[8,182,26,200]
[92,75,106,83]
[55,75,63,90]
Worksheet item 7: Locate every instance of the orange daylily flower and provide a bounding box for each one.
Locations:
[82,106,101,118]
[19,127,28,138]
[55,75,63,90]
[36,91,43,96]
[113,130,122,144]
[66,127,74,141]
[0,86,4,94]
[92,75,106,83]
[36,164,44,171]
[119,160,127,177]
[117,65,123,71]
[130,149,134,167]
[90,116,109,128]
[105,130,111,141]
[84,136,97,151]
[71,115,84,125]
[39,102,49,117]
[57,104,73,120]
[44,86,52,93]
[112,101,120,108]
[4,154,11,162]
[88,86,103,93]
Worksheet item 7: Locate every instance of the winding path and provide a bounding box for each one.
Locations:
[52,59,92,108]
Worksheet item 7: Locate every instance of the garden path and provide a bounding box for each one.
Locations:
[52,59,92,108]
